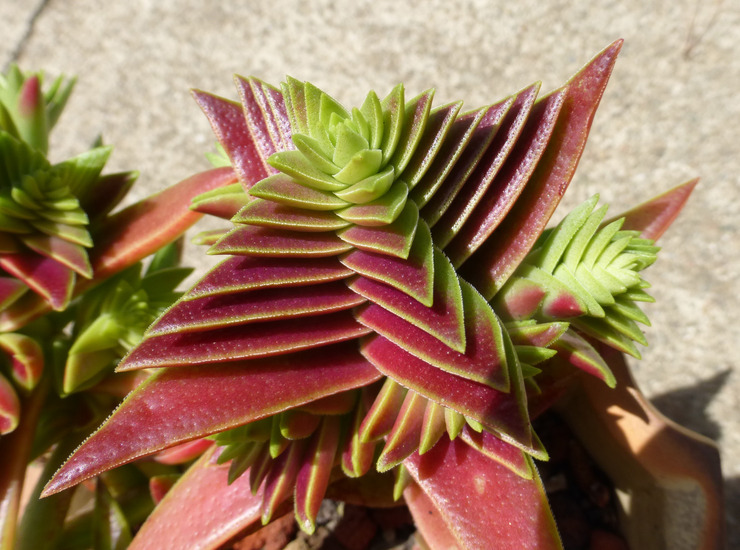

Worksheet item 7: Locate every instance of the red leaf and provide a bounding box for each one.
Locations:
[462,40,623,299]
[0,252,74,310]
[235,76,290,165]
[21,234,92,278]
[355,280,508,391]
[43,343,382,496]
[131,447,274,549]
[249,172,349,210]
[507,321,569,349]
[0,333,44,391]
[551,330,615,387]
[377,390,427,471]
[148,474,178,504]
[492,278,547,320]
[294,416,341,532]
[261,439,305,524]
[349,254,466,355]
[404,438,561,549]
[459,425,532,479]
[234,199,351,232]
[192,91,270,188]
[81,171,137,224]
[147,281,365,334]
[211,225,352,257]
[280,410,321,439]
[120,310,371,369]
[0,373,20,434]
[296,390,357,415]
[340,220,435,307]
[389,90,435,174]
[341,388,377,477]
[0,277,27,311]
[433,82,539,249]
[89,167,237,282]
[608,178,698,241]
[185,256,352,299]
[190,183,252,220]
[414,102,510,212]
[362,335,533,453]
[260,81,293,148]
[398,101,462,188]
[404,483,461,549]
[443,85,565,265]
[337,201,419,259]
[0,292,48,332]
[418,401,447,455]
[359,378,407,442]
[153,439,214,465]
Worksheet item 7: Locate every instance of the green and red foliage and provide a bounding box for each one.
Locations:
[0,65,237,550]
[37,40,703,549]
[0,40,704,550]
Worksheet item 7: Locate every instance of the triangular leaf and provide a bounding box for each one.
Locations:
[43,344,382,496]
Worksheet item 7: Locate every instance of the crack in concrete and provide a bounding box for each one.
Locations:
[3,0,53,72]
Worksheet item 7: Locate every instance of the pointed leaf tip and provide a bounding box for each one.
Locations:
[462,40,623,298]
[609,179,698,242]
[43,345,380,497]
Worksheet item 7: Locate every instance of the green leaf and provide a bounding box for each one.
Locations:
[332,148,383,185]
[45,74,76,130]
[282,76,309,135]
[389,89,434,174]
[0,131,50,186]
[292,134,340,175]
[54,145,112,198]
[92,480,133,550]
[537,195,600,273]
[505,196,659,358]
[359,90,384,150]
[268,150,345,191]
[250,173,350,210]
[331,122,370,167]
[335,180,408,226]
[380,84,404,164]
[333,165,395,204]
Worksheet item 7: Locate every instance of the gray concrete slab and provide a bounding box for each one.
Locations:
[0,0,47,67]
[4,0,740,544]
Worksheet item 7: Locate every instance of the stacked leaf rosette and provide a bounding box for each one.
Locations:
[44,41,697,549]
[0,66,131,438]
[0,66,141,314]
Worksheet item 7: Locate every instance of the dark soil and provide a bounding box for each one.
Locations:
[233,501,417,550]
[534,412,629,550]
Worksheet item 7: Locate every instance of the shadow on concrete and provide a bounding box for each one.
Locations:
[651,368,735,549]
[651,368,732,441]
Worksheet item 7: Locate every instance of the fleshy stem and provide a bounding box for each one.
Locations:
[15,434,87,550]
[0,375,50,550]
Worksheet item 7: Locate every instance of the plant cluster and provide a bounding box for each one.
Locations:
[0,41,703,550]
[0,65,235,549]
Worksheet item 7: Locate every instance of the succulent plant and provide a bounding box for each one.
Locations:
[0,65,239,550]
[0,64,75,156]
[0,65,137,313]
[41,41,698,549]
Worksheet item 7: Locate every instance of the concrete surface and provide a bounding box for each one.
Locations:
[2,0,738,544]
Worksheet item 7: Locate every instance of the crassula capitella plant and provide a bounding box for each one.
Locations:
[41,40,698,549]
[0,65,236,549]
